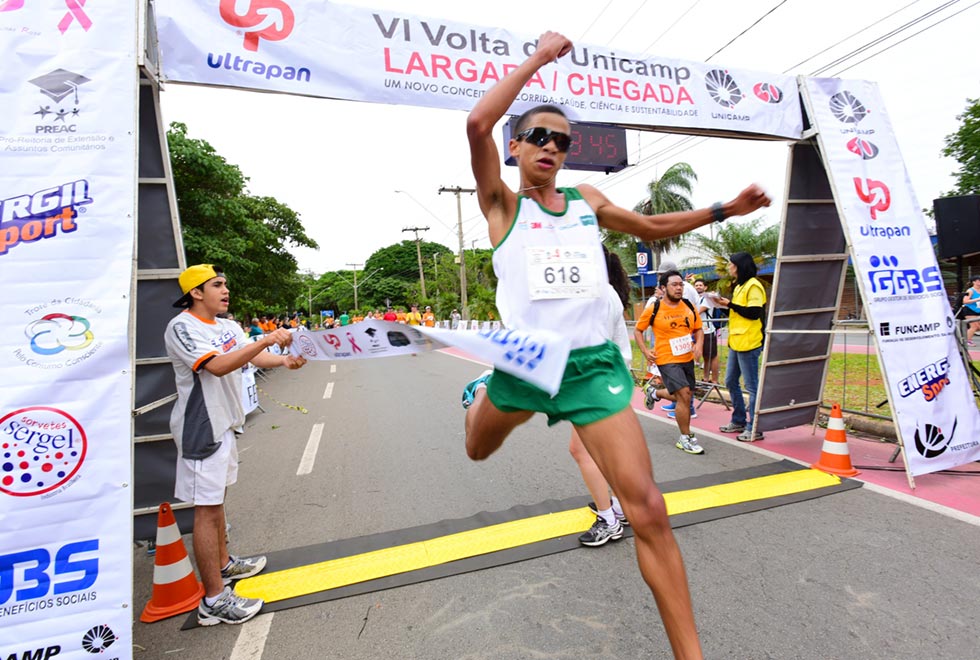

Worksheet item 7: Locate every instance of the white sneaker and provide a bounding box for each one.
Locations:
[675,434,705,455]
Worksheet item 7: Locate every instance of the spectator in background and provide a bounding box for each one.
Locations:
[961,275,980,346]
[383,307,398,322]
[716,252,767,442]
[406,304,423,326]
[422,305,436,327]
[247,318,263,338]
[339,311,350,326]
[694,279,720,383]
[451,309,462,329]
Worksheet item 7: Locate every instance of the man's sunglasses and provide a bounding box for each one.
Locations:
[515,127,571,153]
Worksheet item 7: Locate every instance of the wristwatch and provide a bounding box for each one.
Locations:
[711,202,726,223]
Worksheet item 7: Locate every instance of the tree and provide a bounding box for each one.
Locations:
[167,122,317,315]
[681,217,779,291]
[942,97,980,196]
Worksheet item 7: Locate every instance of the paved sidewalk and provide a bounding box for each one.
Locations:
[631,388,980,523]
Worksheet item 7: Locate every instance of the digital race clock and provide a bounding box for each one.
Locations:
[503,117,629,173]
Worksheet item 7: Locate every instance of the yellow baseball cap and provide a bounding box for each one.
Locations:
[173,264,223,308]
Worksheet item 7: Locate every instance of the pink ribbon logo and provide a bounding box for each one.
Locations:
[0,1,25,13]
[58,0,92,34]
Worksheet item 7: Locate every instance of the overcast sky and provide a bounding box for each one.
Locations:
[159,0,979,275]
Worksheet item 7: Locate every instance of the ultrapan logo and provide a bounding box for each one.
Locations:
[0,406,87,497]
[219,0,295,52]
[752,82,783,104]
[82,624,117,653]
[704,69,743,108]
[853,177,890,219]
[829,90,868,124]
[914,419,955,459]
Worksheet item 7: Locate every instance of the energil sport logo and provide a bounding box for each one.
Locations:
[0,180,91,257]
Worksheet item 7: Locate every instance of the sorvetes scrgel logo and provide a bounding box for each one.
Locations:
[914,419,955,458]
[853,177,890,219]
[829,90,868,124]
[82,624,117,653]
[704,69,743,108]
[29,69,91,134]
[296,333,318,358]
[752,82,783,104]
[0,180,91,257]
[59,0,93,34]
[846,137,879,160]
[898,357,949,401]
[0,406,87,497]
[865,255,943,301]
[219,0,295,51]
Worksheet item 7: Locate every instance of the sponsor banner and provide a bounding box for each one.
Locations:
[156,1,803,139]
[291,319,570,396]
[0,0,136,655]
[805,78,980,476]
[242,363,259,415]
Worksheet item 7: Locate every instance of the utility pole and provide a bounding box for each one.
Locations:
[345,262,362,310]
[402,226,429,299]
[439,185,476,319]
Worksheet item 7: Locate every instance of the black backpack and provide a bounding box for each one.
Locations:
[649,297,697,326]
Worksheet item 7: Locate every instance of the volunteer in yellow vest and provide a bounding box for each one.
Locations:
[716,252,767,441]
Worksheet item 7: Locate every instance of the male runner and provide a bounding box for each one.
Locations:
[461,31,770,658]
[635,270,705,455]
[166,264,307,625]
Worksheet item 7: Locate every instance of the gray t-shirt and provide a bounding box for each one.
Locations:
[165,311,247,460]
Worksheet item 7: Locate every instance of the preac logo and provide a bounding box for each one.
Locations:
[914,419,955,459]
[0,406,87,497]
[846,137,879,160]
[853,177,890,219]
[219,0,295,52]
[0,180,91,257]
[752,82,783,104]
[58,0,93,34]
[29,69,91,134]
[704,69,743,108]
[829,90,868,124]
[82,624,117,653]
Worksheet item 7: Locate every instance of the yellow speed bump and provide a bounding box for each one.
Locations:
[236,468,841,603]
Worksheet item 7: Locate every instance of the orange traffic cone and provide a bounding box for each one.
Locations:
[811,404,860,477]
[140,502,204,623]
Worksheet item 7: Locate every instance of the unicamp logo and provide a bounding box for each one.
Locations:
[829,90,868,124]
[0,406,87,497]
[704,69,743,108]
[82,624,117,654]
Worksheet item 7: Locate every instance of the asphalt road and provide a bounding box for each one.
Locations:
[133,350,980,659]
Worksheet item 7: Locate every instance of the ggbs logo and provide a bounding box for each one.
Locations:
[0,181,91,257]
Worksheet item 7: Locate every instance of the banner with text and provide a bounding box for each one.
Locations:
[291,319,570,396]
[156,1,803,139]
[805,78,980,476]
[0,2,136,657]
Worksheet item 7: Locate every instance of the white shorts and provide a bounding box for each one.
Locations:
[175,429,238,505]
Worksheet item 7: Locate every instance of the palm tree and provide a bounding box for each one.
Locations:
[601,162,698,271]
[681,217,779,291]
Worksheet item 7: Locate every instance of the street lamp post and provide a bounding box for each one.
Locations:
[439,185,475,320]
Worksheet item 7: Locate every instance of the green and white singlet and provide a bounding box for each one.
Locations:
[492,187,609,350]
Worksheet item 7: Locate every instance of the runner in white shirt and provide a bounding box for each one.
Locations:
[165,264,306,627]
[694,278,721,383]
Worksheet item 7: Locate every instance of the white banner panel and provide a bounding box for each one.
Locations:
[156,1,803,139]
[0,1,136,657]
[805,78,980,477]
[291,319,570,396]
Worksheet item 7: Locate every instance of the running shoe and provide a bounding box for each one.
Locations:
[197,588,263,626]
[675,434,705,455]
[661,401,676,412]
[718,423,746,433]
[461,370,493,409]
[221,554,267,585]
[644,384,659,409]
[587,502,629,526]
[578,516,624,547]
[666,409,698,420]
[737,429,765,442]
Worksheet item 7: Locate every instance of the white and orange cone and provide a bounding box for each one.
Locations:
[811,404,860,477]
[140,502,204,623]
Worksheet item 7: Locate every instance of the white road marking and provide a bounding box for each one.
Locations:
[323,382,334,399]
[229,612,274,660]
[297,423,324,475]
[330,364,336,373]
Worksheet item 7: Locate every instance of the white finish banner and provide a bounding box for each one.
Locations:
[290,319,570,396]
[805,78,980,476]
[156,1,803,139]
[0,1,136,657]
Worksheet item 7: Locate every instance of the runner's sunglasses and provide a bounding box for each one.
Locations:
[515,127,571,153]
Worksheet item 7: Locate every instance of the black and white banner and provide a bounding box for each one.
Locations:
[805,78,980,476]
[156,0,803,139]
[0,1,136,657]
